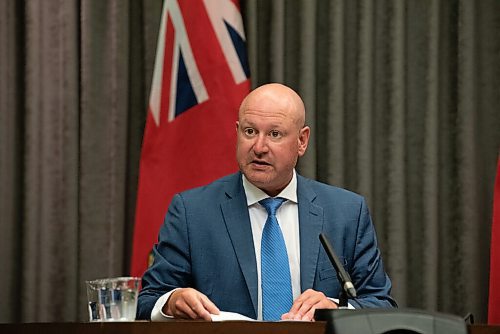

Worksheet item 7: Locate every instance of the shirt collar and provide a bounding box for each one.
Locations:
[242,170,298,206]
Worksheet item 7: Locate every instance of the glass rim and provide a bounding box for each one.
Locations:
[85,276,141,285]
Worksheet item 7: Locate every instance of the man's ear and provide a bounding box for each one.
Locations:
[298,126,310,157]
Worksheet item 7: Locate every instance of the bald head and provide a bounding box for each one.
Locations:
[239,83,306,130]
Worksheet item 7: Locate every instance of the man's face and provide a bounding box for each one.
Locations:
[236,89,309,196]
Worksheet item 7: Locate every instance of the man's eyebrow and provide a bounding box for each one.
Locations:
[239,119,285,129]
[239,120,256,127]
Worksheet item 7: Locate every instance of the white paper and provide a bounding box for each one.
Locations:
[210,311,256,321]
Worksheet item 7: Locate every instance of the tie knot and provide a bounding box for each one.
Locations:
[259,197,287,216]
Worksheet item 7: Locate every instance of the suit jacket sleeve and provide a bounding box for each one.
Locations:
[347,198,397,308]
[136,193,191,319]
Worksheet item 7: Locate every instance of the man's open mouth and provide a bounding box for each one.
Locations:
[251,160,271,166]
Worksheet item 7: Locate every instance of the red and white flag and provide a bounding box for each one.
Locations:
[131,0,250,277]
[489,155,500,324]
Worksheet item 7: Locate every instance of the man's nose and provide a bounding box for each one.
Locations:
[253,134,269,154]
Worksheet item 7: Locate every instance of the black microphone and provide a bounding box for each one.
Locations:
[319,233,357,305]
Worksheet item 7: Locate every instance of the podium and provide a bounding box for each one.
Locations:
[0,322,499,334]
[0,321,324,334]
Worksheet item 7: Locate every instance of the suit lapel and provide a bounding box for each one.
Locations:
[297,175,324,291]
[220,173,258,317]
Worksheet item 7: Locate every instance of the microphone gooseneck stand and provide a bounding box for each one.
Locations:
[315,233,358,330]
[318,233,357,304]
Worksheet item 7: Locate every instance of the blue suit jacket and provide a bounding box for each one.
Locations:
[137,172,396,320]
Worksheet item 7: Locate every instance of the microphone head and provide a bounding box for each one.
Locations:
[344,281,357,298]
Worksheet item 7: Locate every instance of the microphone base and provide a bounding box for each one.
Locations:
[314,308,468,334]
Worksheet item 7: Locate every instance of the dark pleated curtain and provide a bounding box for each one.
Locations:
[0,0,162,322]
[0,0,499,323]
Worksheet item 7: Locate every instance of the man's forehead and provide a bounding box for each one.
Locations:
[240,107,292,123]
[241,105,288,117]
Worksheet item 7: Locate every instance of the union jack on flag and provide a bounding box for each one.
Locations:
[131,0,250,277]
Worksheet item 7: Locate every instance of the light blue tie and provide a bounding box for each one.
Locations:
[260,197,293,321]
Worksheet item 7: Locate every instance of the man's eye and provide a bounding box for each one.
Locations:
[244,128,255,136]
[270,130,281,138]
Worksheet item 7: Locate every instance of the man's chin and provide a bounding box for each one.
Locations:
[242,170,273,187]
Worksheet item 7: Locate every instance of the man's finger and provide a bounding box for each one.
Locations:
[293,295,323,319]
[183,292,213,320]
[174,308,193,319]
[288,300,302,316]
[201,295,220,315]
[174,299,198,319]
[191,304,212,321]
[303,306,317,321]
[288,292,309,315]
[281,312,292,320]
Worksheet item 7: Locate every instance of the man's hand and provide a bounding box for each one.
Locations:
[163,288,220,321]
[281,289,338,321]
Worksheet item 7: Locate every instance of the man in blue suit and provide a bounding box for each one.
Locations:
[137,83,396,321]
